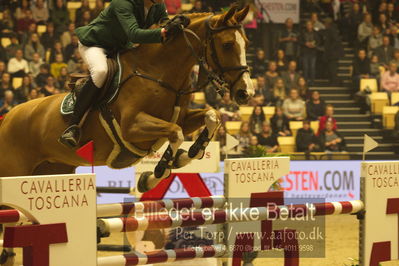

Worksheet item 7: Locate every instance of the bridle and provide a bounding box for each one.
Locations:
[182,15,250,97]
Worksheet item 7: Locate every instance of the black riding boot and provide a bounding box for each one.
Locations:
[59,78,100,148]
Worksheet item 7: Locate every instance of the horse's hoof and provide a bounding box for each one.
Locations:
[137,171,153,193]
[172,149,191,169]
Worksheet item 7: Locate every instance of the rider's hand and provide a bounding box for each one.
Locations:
[163,15,190,42]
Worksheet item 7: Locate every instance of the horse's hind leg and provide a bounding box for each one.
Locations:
[173,108,220,169]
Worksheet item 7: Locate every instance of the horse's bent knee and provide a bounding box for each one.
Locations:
[169,125,184,144]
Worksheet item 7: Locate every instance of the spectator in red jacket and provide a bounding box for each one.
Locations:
[164,0,181,15]
[317,104,337,135]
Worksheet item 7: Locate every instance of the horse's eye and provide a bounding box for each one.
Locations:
[223,42,234,50]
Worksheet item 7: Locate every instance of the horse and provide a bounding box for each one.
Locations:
[0,6,254,193]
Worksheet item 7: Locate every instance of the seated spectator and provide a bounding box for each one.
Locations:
[245,135,262,156]
[265,61,279,88]
[256,122,279,153]
[217,91,240,123]
[318,104,337,135]
[0,73,12,97]
[35,64,51,88]
[215,125,227,155]
[358,13,373,49]
[319,121,346,152]
[352,49,371,92]
[61,23,76,48]
[377,13,389,34]
[16,10,35,33]
[50,54,68,79]
[75,0,92,26]
[370,54,381,78]
[374,36,395,67]
[67,49,83,73]
[40,76,58,96]
[235,121,252,154]
[270,106,291,137]
[14,75,33,103]
[381,61,399,93]
[275,49,287,73]
[65,35,79,62]
[282,88,306,121]
[272,78,286,106]
[296,120,320,152]
[278,17,299,62]
[0,90,17,115]
[190,0,209,13]
[15,0,30,20]
[51,0,70,35]
[164,0,181,15]
[8,49,29,77]
[249,105,265,135]
[0,10,14,35]
[252,49,268,77]
[250,76,273,106]
[6,35,22,59]
[27,88,41,101]
[78,10,92,27]
[29,52,44,77]
[368,26,383,57]
[91,0,105,18]
[297,77,309,99]
[281,60,300,94]
[386,3,398,24]
[57,67,69,91]
[40,22,57,51]
[20,22,38,47]
[49,41,65,63]
[32,0,49,24]
[24,33,45,61]
[306,90,325,121]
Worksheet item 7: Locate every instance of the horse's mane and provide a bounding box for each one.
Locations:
[185,12,214,21]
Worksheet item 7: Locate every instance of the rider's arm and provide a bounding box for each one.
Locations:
[114,1,163,43]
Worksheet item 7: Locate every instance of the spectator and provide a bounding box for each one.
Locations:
[17,10,35,33]
[67,49,83,73]
[352,49,371,92]
[0,10,14,34]
[275,49,287,73]
[297,77,309,99]
[78,10,92,27]
[243,4,262,48]
[296,120,320,152]
[265,61,279,88]
[0,73,12,97]
[50,54,67,79]
[6,35,22,59]
[282,88,306,121]
[256,122,279,153]
[51,0,70,35]
[235,121,252,154]
[319,121,346,152]
[345,3,363,46]
[374,36,395,67]
[91,0,105,18]
[252,49,268,77]
[40,75,58,96]
[370,54,382,78]
[300,21,320,85]
[24,33,45,61]
[27,88,40,101]
[164,0,181,15]
[272,77,286,106]
[217,91,240,123]
[255,76,274,106]
[245,135,262,156]
[32,0,49,24]
[281,60,300,93]
[40,22,57,51]
[318,104,337,135]
[61,23,76,48]
[15,0,30,20]
[270,106,291,136]
[35,64,51,88]
[322,18,343,86]
[29,52,44,77]
[0,90,17,116]
[278,18,299,62]
[376,13,388,34]
[14,75,33,103]
[380,61,399,93]
[64,35,79,62]
[368,26,383,57]
[358,13,373,49]
[75,0,92,26]
[310,12,325,31]
[8,49,29,77]
[386,3,398,24]
[57,66,69,91]
[189,0,209,13]
[306,90,326,121]
[249,105,265,135]
[0,61,6,78]
[388,24,399,50]
[20,22,38,47]
[215,125,227,155]
[49,41,64,63]
[373,2,387,24]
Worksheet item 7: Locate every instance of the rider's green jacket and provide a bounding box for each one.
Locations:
[75,0,168,51]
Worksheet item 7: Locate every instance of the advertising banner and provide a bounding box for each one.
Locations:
[255,0,300,23]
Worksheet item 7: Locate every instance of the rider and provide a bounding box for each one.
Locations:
[59,0,186,148]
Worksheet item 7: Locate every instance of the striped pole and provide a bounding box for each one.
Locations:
[97,196,226,217]
[0,209,29,224]
[97,244,226,266]
[98,200,364,234]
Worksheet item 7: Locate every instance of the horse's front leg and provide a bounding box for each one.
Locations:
[173,108,220,168]
[120,112,184,193]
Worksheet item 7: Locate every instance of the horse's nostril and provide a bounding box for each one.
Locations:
[235,89,249,104]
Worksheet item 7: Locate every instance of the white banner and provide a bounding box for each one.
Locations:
[256,0,300,23]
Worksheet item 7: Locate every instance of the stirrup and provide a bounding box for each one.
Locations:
[58,125,81,148]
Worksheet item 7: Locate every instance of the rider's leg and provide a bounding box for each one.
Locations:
[59,43,108,148]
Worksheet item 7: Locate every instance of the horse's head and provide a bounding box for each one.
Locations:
[206,5,255,105]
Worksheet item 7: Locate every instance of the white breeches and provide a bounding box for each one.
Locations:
[78,41,108,88]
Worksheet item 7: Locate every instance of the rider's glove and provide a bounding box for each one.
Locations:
[162,15,191,42]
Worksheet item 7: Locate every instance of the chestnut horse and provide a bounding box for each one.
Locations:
[0,6,253,193]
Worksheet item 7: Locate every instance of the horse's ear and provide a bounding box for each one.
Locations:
[234,5,250,23]
[220,4,238,25]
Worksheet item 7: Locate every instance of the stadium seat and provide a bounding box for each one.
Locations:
[391,92,399,106]
[239,106,253,121]
[263,106,275,122]
[360,78,378,92]
[12,77,23,89]
[278,136,296,153]
[289,121,302,137]
[311,121,319,134]
[181,3,193,11]
[225,121,241,135]
[251,78,258,89]
[0,12,3,20]
[370,92,389,114]
[383,106,399,129]
[1,38,11,48]
[67,2,81,9]
[37,25,47,35]
[193,92,205,105]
